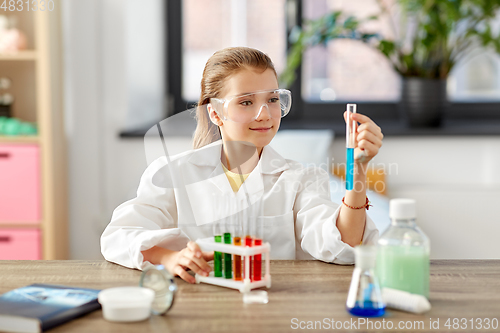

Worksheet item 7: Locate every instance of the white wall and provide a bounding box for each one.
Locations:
[62,0,164,259]
[331,136,500,259]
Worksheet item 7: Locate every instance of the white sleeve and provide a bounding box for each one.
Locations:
[100,157,191,270]
[293,167,379,265]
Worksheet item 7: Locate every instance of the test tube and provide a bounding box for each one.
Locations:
[224,233,232,279]
[233,196,243,281]
[213,194,223,278]
[213,222,223,278]
[243,197,253,281]
[223,195,232,279]
[252,195,263,281]
[346,103,357,191]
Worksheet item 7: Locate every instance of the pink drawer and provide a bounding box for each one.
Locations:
[0,145,41,222]
[0,229,41,260]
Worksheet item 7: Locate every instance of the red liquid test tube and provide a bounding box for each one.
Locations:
[244,235,253,281]
[253,238,262,281]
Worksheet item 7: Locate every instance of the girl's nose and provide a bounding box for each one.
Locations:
[255,103,272,121]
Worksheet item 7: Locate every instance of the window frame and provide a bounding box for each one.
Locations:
[166,0,500,122]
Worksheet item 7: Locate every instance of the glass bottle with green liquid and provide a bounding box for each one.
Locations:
[376,198,430,298]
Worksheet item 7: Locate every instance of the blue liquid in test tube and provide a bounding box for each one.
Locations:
[346,104,357,191]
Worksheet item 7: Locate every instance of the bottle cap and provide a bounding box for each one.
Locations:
[354,245,377,270]
[389,198,416,219]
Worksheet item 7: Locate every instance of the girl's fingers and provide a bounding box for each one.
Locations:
[351,112,375,125]
[174,265,196,284]
[178,255,209,277]
[345,112,360,138]
[185,248,212,271]
[345,112,383,138]
[345,110,380,128]
[343,111,383,164]
[187,241,202,258]
[357,122,383,139]
[344,111,360,128]
[357,130,383,148]
[182,249,212,272]
[349,112,382,135]
[357,140,379,157]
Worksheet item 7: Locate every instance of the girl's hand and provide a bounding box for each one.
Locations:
[344,111,384,165]
[163,241,214,284]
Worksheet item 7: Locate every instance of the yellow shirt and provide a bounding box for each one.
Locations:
[221,163,250,192]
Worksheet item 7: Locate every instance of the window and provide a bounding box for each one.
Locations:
[301,0,500,103]
[178,0,287,103]
[448,51,500,101]
[167,0,500,121]
[302,0,401,102]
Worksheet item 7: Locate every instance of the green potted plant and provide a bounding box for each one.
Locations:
[281,0,500,127]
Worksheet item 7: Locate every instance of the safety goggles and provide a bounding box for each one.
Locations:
[210,89,292,124]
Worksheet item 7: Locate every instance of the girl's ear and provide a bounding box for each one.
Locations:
[207,103,223,126]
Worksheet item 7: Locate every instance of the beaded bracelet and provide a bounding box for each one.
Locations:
[342,196,373,210]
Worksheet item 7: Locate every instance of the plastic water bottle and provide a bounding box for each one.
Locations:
[376,199,430,298]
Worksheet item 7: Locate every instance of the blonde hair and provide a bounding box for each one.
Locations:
[192,47,277,149]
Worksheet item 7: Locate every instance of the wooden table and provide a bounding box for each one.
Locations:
[1,260,499,332]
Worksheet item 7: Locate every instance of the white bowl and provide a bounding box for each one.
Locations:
[98,287,155,322]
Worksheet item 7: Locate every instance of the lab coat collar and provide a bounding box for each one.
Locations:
[187,139,289,196]
[187,139,289,175]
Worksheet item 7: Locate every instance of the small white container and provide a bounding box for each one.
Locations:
[98,287,155,322]
[243,290,269,304]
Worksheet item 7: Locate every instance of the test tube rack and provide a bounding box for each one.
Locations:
[194,237,271,293]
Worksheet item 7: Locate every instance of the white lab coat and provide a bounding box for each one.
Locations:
[101,139,379,270]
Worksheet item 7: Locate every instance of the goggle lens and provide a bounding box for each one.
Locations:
[211,89,291,123]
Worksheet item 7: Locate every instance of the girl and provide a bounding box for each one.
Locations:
[101,47,384,283]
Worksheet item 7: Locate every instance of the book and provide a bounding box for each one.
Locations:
[0,284,101,333]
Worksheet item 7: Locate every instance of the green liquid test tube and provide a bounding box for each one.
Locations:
[214,235,223,278]
[224,232,232,279]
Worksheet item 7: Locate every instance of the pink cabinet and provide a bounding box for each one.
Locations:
[0,144,41,222]
[0,229,41,260]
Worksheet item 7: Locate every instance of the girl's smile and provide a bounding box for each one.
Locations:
[249,126,272,132]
